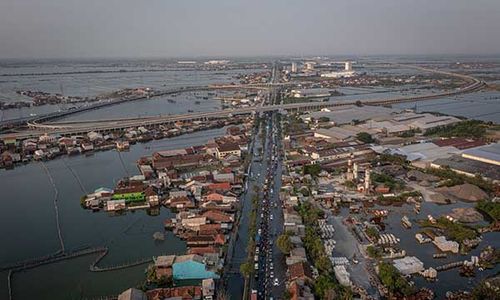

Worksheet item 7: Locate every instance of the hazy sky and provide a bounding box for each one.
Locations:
[0,0,499,59]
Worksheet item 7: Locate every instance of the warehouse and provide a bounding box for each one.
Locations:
[461,143,500,166]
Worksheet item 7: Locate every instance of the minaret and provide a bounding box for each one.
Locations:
[346,155,354,181]
[364,166,371,193]
[353,162,359,180]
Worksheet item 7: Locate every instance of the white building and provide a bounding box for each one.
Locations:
[433,236,459,253]
[334,265,352,287]
[393,256,424,275]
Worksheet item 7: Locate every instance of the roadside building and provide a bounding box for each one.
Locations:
[215,142,241,159]
[334,265,352,287]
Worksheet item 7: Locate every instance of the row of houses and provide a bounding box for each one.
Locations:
[0,117,249,170]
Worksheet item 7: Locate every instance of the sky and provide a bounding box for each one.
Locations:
[0,0,499,59]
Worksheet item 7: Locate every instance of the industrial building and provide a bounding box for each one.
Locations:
[461,143,500,166]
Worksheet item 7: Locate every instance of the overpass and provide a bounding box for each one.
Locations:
[2,64,485,139]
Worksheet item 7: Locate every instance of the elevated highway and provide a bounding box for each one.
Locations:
[1,64,485,140]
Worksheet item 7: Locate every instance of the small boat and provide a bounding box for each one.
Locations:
[401,215,412,228]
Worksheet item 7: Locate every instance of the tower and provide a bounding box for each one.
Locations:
[364,166,371,193]
[345,61,352,71]
[291,62,298,73]
[353,162,359,180]
[346,154,354,181]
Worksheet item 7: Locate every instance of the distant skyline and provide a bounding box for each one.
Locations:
[0,0,499,59]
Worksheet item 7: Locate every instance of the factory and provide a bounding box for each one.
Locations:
[320,61,356,78]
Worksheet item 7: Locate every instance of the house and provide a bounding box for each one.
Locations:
[188,246,220,256]
[172,254,220,280]
[169,196,195,209]
[288,262,313,281]
[118,288,146,300]
[202,278,215,299]
[201,210,233,223]
[106,200,126,211]
[213,172,235,183]
[181,217,207,231]
[207,182,231,193]
[215,142,241,159]
[146,286,203,300]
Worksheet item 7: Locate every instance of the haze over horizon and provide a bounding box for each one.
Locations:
[0,0,499,59]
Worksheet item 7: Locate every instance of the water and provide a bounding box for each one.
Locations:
[0,127,228,299]
[0,56,499,298]
[378,201,500,298]
[0,59,263,121]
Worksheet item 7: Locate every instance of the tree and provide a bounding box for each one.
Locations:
[303,163,322,177]
[240,262,253,278]
[356,132,374,143]
[378,262,415,296]
[277,233,293,254]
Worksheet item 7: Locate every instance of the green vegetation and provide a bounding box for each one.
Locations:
[371,172,405,191]
[366,245,383,259]
[313,274,353,300]
[111,192,145,202]
[378,262,415,296]
[424,120,487,138]
[471,278,500,300]
[240,262,253,278]
[426,166,495,194]
[398,128,421,138]
[420,216,479,243]
[277,233,293,255]
[303,163,322,178]
[365,227,380,241]
[356,132,374,143]
[476,199,500,221]
[377,191,422,204]
[283,114,308,135]
[374,153,409,166]
[80,195,87,208]
[344,180,356,189]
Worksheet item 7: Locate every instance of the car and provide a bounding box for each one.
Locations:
[273,278,279,286]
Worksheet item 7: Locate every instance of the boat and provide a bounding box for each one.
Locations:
[194,101,201,105]
[433,253,447,259]
[414,202,421,214]
[401,215,412,228]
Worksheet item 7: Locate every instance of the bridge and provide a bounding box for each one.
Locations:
[1,64,485,140]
